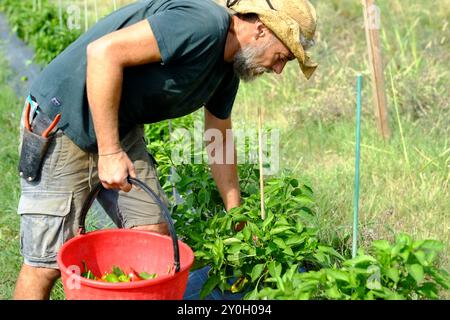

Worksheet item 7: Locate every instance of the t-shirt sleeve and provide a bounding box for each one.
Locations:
[147,8,220,64]
[205,70,240,120]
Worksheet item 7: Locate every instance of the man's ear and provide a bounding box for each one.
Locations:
[254,20,267,40]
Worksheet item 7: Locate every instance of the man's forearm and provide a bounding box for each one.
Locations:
[210,137,240,211]
[204,110,240,211]
[210,161,241,211]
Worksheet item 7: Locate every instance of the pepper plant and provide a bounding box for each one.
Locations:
[256,234,449,300]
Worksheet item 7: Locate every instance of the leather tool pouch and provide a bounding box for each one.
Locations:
[18,127,53,182]
[18,106,56,182]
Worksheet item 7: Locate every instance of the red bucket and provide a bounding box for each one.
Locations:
[57,178,194,300]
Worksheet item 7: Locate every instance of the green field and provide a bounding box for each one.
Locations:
[0,0,448,299]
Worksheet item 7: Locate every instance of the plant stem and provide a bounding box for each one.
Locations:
[258,106,266,220]
[389,68,410,168]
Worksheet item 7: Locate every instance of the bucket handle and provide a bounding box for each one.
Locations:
[78,177,181,273]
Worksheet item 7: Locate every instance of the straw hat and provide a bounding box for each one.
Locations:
[226,0,318,79]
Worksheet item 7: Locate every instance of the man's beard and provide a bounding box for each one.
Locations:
[232,42,273,82]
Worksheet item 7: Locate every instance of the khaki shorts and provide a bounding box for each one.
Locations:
[18,112,169,269]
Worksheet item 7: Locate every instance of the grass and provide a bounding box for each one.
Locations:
[0,54,66,300]
[0,55,22,300]
[0,0,448,299]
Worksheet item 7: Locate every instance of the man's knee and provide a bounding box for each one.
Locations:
[21,264,61,281]
[132,223,169,235]
[14,264,60,300]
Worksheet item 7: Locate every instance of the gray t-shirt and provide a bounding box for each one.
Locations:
[30,0,239,151]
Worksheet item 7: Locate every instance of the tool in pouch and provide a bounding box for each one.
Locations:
[18,96,61,182]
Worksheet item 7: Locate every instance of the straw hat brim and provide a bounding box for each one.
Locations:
[230,3,318,79]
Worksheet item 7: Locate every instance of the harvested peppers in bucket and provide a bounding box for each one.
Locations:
[81,260,158,282]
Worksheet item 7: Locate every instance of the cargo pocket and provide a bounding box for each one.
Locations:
[18,191,73,263]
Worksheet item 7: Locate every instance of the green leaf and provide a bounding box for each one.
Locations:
[283,247,295,256]
[366,265,382,290]
[366,277,382,291]
[343,255,377,267]
[325,286,342,299]
[317,245,345,261]
[383,290,405,300]
[251,264,265,282]
[427,268,450,290]
[372,240,391,253]
[386,267,400,283]
[261,211,274,230]
[417,282,439,299]
[326,270,350,283]
[200,274,221,299]
[198,189,210,205]
[244,287,259,300]
[395,233,412,247]
[286,234,306,246]
[289,179,299,188]
[413,251,428,266]
[243,226,251,241]
[302,184,314,194]
[268,261,282,278]
[112,266,125,277]
[294,195,314,204]
[291,188,302,196]
[407,264,424,284]
[420,240,444,253]
[273,238,287,249]
[269,226,293,236]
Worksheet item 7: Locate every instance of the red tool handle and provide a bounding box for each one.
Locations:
[41,114,61,138]
[24,102,32,131]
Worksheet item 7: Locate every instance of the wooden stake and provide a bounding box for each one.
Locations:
[94,0,99,22]
[362,0,391,140]
[84,0,88,32]
[258,106,266,220]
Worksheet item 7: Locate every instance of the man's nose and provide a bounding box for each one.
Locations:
[272,61,287,74]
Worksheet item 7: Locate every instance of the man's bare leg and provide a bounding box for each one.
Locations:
[14,264,60,300]
[132,222,169,235]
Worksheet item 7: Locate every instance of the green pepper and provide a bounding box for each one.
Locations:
[84,270,96,280]
[104,273,119,283]
[139,272,158,280]
[81,261,96,279]
[230,276,248,293]
[118,274,130,282]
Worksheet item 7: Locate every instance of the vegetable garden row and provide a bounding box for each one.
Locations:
[1,0,448,299]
